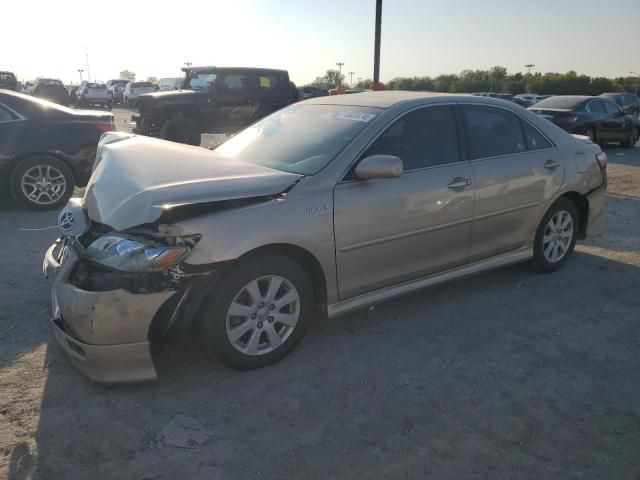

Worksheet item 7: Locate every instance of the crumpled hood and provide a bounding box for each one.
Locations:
[84,133,301,231]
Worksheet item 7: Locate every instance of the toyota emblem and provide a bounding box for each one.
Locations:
[59,211,75,231]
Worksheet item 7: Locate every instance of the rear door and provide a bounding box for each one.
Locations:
[214,71,253,130]
[0,102,31,181]
[250,71,290,122]
[586,100,611,139]
[334,104,475,298]
[602,100,628,141]
[460,104,563,260]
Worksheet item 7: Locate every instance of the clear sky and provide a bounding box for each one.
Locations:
[4,0,639,85]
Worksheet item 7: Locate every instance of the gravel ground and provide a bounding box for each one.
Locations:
[1,110,639,479]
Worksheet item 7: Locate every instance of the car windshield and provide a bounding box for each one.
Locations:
[534,96,588,109]
[215,104,381,175]
[87,83,106,89]
[132,82,154,87]
[187,72,216,91]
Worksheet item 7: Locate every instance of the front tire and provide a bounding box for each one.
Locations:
[159,117,201,146]
[531,197,579,273]
[200,253,314,370]
[10,156,74,210]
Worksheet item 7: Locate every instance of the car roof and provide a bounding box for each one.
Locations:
[182,66,288,74]
[302,90,496,108]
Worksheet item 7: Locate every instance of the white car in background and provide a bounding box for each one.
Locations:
[514,94,542,106]
[123,81,157,106]
[158,77,183,91]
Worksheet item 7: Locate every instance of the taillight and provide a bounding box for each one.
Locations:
[95,122,115,133]
[595,151,607,170]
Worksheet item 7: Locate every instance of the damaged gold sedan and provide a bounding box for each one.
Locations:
[43,93,607,383]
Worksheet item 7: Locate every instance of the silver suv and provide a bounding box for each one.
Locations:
[43,92,607,383]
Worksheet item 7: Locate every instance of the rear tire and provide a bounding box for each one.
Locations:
[200,253,314,370]
[10,156,75,210]
[531,197,579,273]
[159,117,201,146]
[585,127,597,143]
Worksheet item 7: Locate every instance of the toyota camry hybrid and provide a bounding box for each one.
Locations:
[43,92,607,383]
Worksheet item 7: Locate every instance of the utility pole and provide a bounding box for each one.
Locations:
[77,69,84,84]
[373,0,383,89]
[525,64,535,74]
[85,47,91,82]
[184,62,192,69]
[630,71,640,96]
[336,62,345,74]
[348,71,355,85]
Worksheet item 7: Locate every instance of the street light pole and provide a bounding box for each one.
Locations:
[525,64,535,75]
[373,0,383,89]
[77,69,84,84]
[336,62,344,74]
[348,71,355,85]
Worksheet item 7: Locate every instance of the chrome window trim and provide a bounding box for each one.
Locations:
[0,102,27,123]
[457,101,559,161]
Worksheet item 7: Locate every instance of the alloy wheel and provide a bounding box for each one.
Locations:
[225,275,300,356]
[542,210,574,263]
[20,164,67,206]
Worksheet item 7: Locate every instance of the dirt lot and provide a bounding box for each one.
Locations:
[1,110,639,479]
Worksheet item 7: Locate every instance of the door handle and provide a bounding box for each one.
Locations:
[543,159,560,169]
[447,177,472,189]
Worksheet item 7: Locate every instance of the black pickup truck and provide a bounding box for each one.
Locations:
[132,66,297,145]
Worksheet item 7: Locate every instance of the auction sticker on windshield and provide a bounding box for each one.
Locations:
[334,111,377,123]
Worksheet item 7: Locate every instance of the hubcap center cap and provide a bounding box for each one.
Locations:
[256,307,270,321]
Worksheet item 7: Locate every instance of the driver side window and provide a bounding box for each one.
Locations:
[363,105,460,171]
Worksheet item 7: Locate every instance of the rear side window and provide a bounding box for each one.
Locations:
[364,105,459,170]
[462,105,526,159]
[0,104,18,122]
[256,74,287,92]
[588,100,606,113]
[221,74,248,91]
[603,101,621,115]
[521,121,552,151]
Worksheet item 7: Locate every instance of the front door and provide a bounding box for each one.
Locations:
[334,105,475,299]
[459,104,564,260]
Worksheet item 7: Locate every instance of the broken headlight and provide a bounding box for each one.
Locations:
[85,234,190,272]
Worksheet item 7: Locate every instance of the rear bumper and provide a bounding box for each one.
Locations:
[585,179,607,234]
[43,240,175,383]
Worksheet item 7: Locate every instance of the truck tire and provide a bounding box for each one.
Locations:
[159,118,201,146]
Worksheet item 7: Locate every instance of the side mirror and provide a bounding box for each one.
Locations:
[355,154,403,180]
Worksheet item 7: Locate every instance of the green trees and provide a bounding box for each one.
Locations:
[381,67,633,95]
[311,70,346,90]
[119,70,136,82]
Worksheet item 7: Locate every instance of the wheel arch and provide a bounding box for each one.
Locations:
[9,151,78,185]
[161,104,203,129]
[238,243,328,314]
[558,191,589,239]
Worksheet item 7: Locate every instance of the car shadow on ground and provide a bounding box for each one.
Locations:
[9,244,639,479]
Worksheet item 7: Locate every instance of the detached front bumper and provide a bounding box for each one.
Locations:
[43,240,175,383]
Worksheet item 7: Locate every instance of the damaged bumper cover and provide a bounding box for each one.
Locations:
[43,239,198,383]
